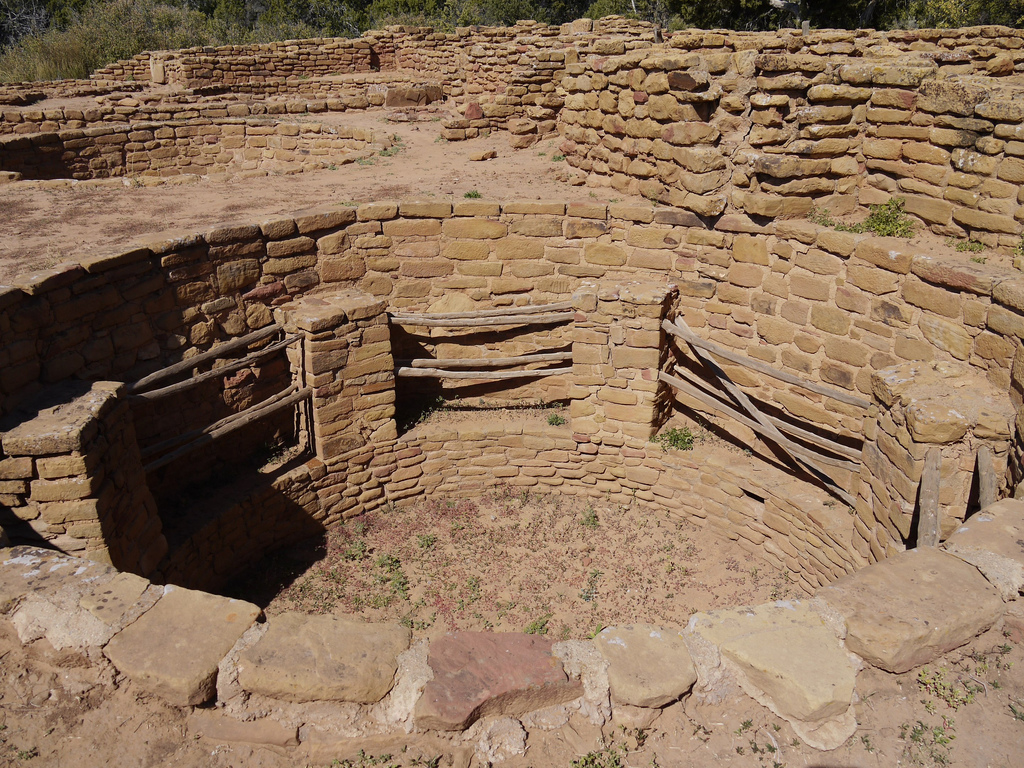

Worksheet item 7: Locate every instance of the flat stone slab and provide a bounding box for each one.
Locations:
[414,632,582,731]
[688,601,855,724]
[943,498,1024,600]
[816,548,1003,673]
[104,585,260,706]
[237,612,410,703]
[595,625,696,708]
[1,546,153,652]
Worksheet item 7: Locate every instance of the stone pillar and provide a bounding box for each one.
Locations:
[858,361,1015,559]
[275,291,397,520]
[0,382,167,575]
[569,281,678,445]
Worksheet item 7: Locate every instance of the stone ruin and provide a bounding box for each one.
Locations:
[2,14,1024,762]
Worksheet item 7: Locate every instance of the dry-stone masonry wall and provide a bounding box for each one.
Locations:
[0,118,385,181]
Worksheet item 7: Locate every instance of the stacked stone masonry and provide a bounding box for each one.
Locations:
[0,118,386,180]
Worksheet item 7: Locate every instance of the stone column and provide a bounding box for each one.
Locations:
[275,291,397,520]
[0,382,167,575]
[569,281,678,446]
[858,361,1015,560]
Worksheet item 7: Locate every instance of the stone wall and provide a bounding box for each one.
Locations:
[5,200,1024,590]
[7,199,1024,438]
[0,383,165,574]
[0,118,384,181]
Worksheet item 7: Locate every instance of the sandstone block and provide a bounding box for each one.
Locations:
[688,601,856,750]
[238,612,410,703]
[596,625,696,708]
[104,586,260,706]
[414,633,582,731]
[442,219,507,239]
[943,498,1024,600]
[816,548,1003,673]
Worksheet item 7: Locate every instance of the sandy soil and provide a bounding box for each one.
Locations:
[225,484,793,643]
[0,108,641,283]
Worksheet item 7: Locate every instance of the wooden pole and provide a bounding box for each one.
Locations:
[917,447,943,548]
[130,324,282,393]
[665,318,857,508]
[662,318,871,409]
[142,385,308,471]
[131,335,299,401]
[663,369,860,471]
[389,311,573,328]
[977,445,998,510]
[395,366,572,380]
[397,350,573,369]
[388,300,573,321]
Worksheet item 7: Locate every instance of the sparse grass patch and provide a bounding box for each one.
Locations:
[651,426,696,451]
[463,190,481,198]
[809,197,914,238]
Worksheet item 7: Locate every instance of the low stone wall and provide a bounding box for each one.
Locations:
[5,199,1024,444]
[0,118,384,181]
[1,494,1019,755]
[0,383,165,574]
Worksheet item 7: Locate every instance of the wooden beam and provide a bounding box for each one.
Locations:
[662,370,859,472]
[131,335,299,401]
[662,318,871,409]
[917,447,943,548]
[389,300,573,321]
[977,445,998,510]
[389,311,573,328]
[397,351,573,369]
[665,317,857,508]
[130,324,282,393]
[396,366,572,380]
[666,366,862,466]
[142,385,308,470]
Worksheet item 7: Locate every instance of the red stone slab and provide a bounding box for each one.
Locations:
[414,632,582,731]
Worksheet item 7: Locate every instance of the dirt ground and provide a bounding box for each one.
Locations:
[224,481,793,643]
[0,107,636,283]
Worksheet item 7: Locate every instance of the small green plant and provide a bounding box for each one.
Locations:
[417,533,437,550]
[356,157,376,166]
[810,197,915,238]
[464,190,481,198]
[379,146,402,157]
[581,505,599,529]
[735,719,753,735]
[16,747,39,760]
[524,612,553,634]
[651,427,696,451]
[579,569,603,602]
[551,154,566,162]
[946,236,986,253]
[572,745,625,768]
[547,412,567,426]
[899,719,956,766]
[342,540,368,561]
[1010,701,1024,722]
[971,255,987,264]
[917,667,976,710]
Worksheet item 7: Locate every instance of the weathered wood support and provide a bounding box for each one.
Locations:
[917,447,943,548]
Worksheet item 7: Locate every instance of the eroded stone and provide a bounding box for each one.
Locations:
[595,625,696,708]
[414,632,582,731]
[816,548,1003,673]
[238,612,410,703]
[104,585,260,706]
[944,498,1024,600]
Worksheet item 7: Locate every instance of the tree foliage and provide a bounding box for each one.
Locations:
[1,0,1021,83]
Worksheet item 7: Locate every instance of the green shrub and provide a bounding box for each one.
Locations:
[463,189,481,198]
[546,413,567,426]
[808,197,915,239]
[651,426,695,451]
